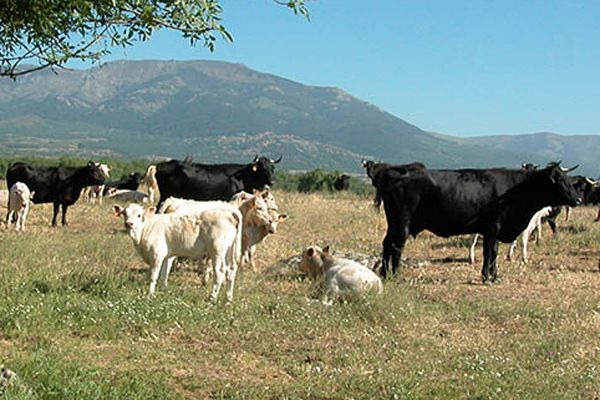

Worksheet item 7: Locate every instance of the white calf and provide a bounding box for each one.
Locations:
[506,206,553,262]
[469,206,554,264]
[7,182,34,231]
[299,245,383,304]
[114,203,242,302]
[107,189,149,203]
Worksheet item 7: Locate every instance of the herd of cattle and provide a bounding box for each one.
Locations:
[3,155,600,303]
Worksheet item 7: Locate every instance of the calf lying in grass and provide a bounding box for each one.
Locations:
[299,245,382,305]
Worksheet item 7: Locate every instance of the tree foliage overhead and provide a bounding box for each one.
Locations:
[0,0,309,78]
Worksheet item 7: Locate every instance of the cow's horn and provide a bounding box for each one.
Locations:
[270,155,282,164]
[585,177,597,185]
[563,164,579,172]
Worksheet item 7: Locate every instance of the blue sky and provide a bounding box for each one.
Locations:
[73,1,600,137]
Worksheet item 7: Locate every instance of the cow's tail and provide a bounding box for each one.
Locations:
[229,209,243,268]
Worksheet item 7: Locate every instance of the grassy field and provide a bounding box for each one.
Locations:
[1,190,600,399]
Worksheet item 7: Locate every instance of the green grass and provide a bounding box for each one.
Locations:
[1,192,600,398]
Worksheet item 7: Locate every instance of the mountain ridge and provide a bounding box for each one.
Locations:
[0,60,598,175]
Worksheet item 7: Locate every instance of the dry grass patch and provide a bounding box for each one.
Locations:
[1,191,600,398]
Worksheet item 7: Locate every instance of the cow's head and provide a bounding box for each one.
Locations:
[235,155,282,189]
[238,194,285,234]
[542,163,582,207]
[87,161,108,185]
[299,245,330,281]
[113,204,156,240]
[253,187,278,210]
[521,162,539,171]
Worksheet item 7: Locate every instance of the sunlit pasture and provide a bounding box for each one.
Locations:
[1,190,600,399]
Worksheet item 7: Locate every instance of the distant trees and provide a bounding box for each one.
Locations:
[0,0,309,78]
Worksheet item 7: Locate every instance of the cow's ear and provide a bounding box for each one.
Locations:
[145,207,157,218]
[322,245,330,254]
[306,247,315,257]
[278,214,288,222]
[88,160,95,166]
[113,205,124,216]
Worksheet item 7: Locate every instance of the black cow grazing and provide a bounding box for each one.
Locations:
[102,172,143,195]
[155,155,282,208]
[365,160,580,282]
[333,174,350,191]
[6,161,107,226]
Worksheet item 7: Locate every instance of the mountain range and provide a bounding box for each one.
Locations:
[0,60,598,175]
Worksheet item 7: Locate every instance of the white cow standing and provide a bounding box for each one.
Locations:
[6,182,34,231]
[114,203,242,302]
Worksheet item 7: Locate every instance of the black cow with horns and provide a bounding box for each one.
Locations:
[6,161,108,226]
[155,155,282,208]
[362,160,581,283]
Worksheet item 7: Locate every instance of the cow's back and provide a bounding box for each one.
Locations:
[421,169,530,233]
[156,161,244,203]
[7,163,58,203]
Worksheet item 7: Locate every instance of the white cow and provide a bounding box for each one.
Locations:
[114,203,242,302]
[6,182,34,231]
[299,245,383,305]
[161,194,286,270]
[469,206,554,264]
[107,188,149,203]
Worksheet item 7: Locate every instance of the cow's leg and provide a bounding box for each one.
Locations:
[148,257,164,295]
[6,209,14,227]
[199,256,212,286]
[506,239,516,261]
[15,211,23,231]
[159,257,176,290]
[224,258,238,304]
[51,202,60,227]
[390,221,410,277]
[21,208,28,231]
[209,256,226,303]
[381,231,396,279]
[469,234,479,264]
[546,218,557,235]
[381,222,408,279]
[482,235,499,284]
[522,227,532,263]
[61,204,69,226]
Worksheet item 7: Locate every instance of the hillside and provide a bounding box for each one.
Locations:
[0,60,598,174]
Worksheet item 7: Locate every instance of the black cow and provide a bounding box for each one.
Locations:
[333,174,350,191]
[467,165,581,281]
[6,161,107,226]
[155,155,281,208]
[102,172,143,195]
[365,160,580,282]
